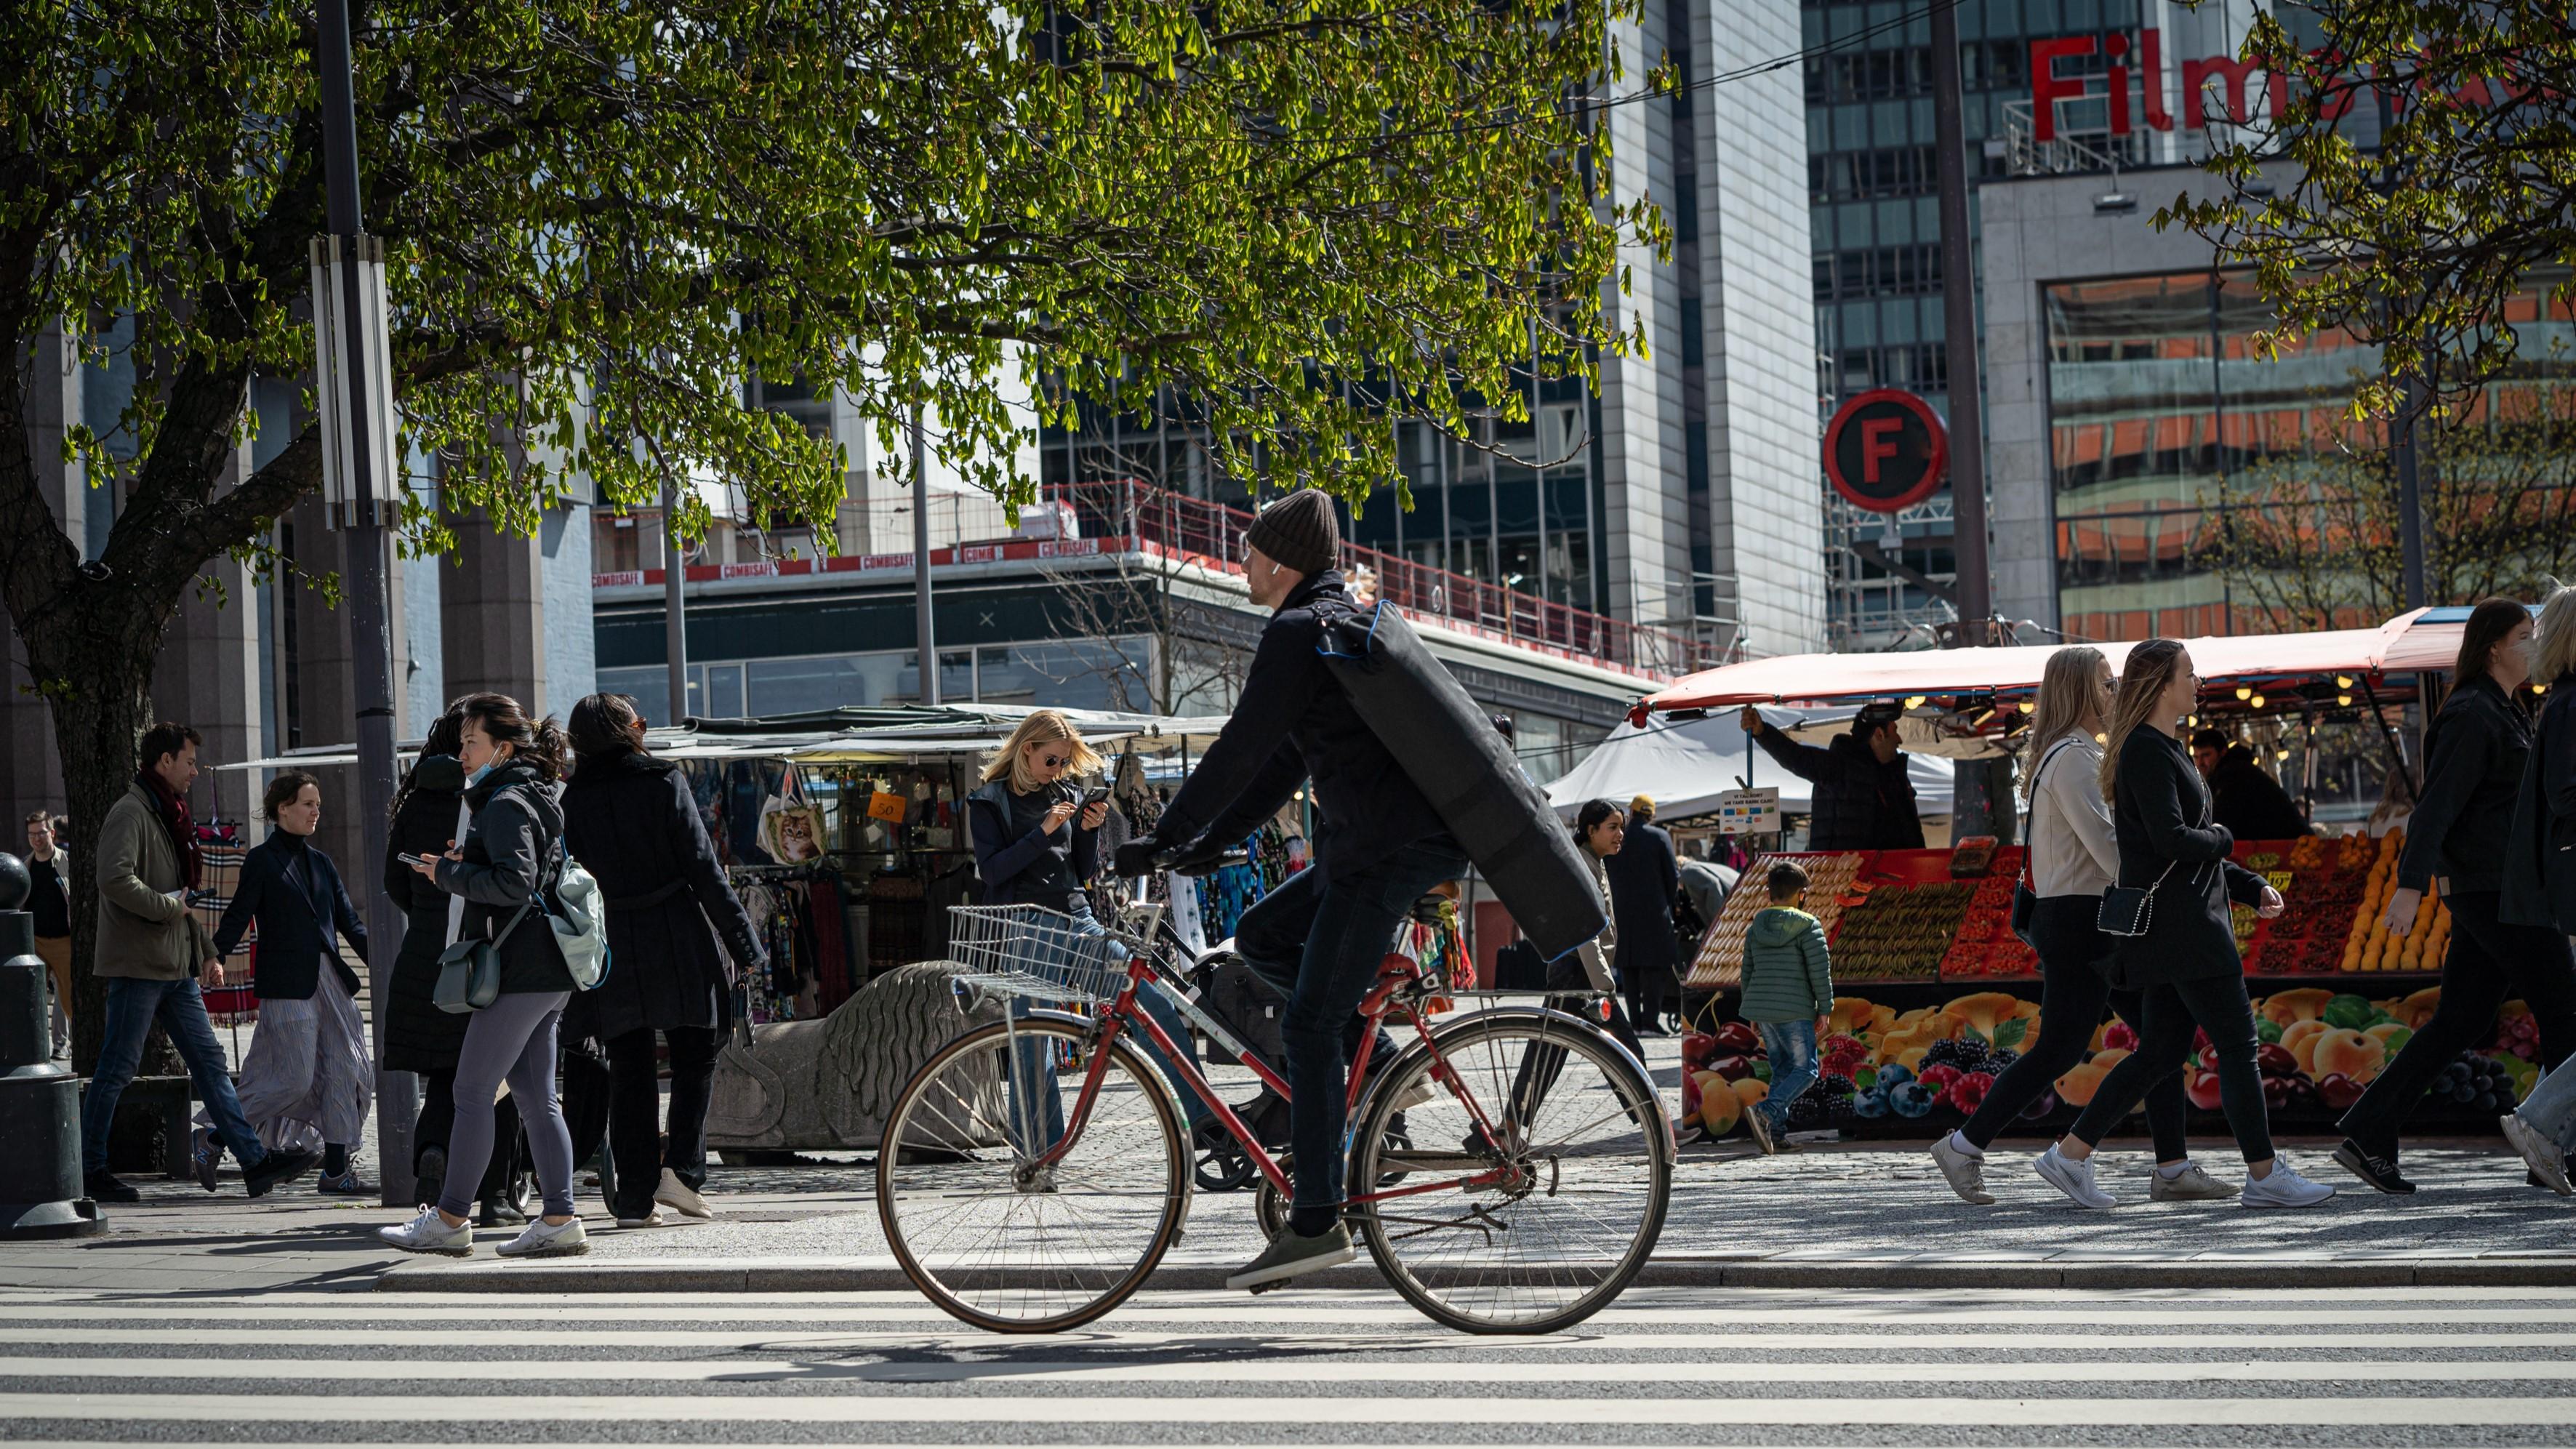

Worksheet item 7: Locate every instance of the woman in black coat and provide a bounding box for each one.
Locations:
[2505,586,2576,1190]
[382,713,521,1220]
[561,693,765,1228]
[2029,638,2334,1211]
[2338,598,2576,1192]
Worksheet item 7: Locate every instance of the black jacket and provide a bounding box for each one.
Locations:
[561,749,763,1040]
[2207,745,2311,844]
[212,832,366,1000]
[384,755,472,1073]
[2401,674,2533,896]
[1603,815,1682,978]
[1156,569,1444,878]
[2106,726,2270,990]
[966,777,1098,910]
[1753,726,1925,851]
[2504,673,2576,933]
[432,757,573,995]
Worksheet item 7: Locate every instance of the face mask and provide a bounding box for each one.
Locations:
[466,760,497,787]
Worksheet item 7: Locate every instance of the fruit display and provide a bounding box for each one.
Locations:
[2333,830,2451,974]
[1829,880,1972,981]
[1683,851,1863,988]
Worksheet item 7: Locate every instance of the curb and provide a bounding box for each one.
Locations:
[376,1255,2576,1294]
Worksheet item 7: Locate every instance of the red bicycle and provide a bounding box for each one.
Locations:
[877,900,1672,1334]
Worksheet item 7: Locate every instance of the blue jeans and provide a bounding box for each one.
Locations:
[1235,836,1472,1226]
[1005,904,1210,1155]
[81,977,268,1174]
[1756,1020,1819,1133]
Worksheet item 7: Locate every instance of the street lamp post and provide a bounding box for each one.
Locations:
[912,404,938,707]
[312,0,412,1205]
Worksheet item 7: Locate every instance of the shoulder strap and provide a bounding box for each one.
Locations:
[2018,738,2085,887]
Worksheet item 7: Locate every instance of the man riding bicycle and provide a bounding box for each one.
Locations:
[1116,489,1474,1291]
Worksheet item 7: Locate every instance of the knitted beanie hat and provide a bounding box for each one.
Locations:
[1244,488,1339,576]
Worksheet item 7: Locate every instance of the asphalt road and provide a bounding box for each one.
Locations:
[7,1283,2576,1445]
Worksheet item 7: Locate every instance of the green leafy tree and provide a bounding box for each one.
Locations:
[2160,0,2575,418]
[2,0,1656,1066]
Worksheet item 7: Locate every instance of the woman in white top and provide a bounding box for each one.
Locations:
[1928,646,2228,1205]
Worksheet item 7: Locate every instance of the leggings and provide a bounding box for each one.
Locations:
[1959,896,2188,1160]
[2071,972,2272,1164]
[415,1067,521,1203]
[438,991,577,1220]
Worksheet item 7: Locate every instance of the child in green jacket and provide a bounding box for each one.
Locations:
[1739,860,1833,1153]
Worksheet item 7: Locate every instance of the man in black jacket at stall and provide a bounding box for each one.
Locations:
[2191,728,2313,842]
[1604,794,1682,1032]
[1116,488,1471,1292]
[1736,701,1925,851]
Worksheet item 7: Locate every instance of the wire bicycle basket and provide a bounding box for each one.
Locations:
[944,903,1147,1008]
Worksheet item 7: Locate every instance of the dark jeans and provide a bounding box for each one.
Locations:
[2340,891,2576,1156]
[1509,947,1646,1125]
[603,1024,719,1218]
[1235,835,1472,1225]
[81,977,266,1174]
[1959,896,2188,1160]
[2071,971,2271,1163]
[414,1067,521,1203]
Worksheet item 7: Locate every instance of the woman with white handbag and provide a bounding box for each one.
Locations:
[380,693,590,1259]
[2028,639,2333,1211]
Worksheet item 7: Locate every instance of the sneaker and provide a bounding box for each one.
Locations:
[1224,1221,1357,1291]
[2149,1162,2237,1201]
[2331,1138,2415,1195]
[84,1170,139,1205]
[2034,1144,2116,1209]
[244,1148,319,1199]
[1389,1079,1437,1112]
[377,1207,473,1256]
[615,1208,667,1229]
[653,1168,715,1221]
[2242,1160,2335,1208]
[1744,1106,1777,1156]
[478,1197,527,1228]
[496,1216,590,1259]
[1673,1120,1706,1148]
[316,1168,372,1196]
[1929,1133,1995,1205]
[2503,1115,2572,1196]
[190,1128,220,1192]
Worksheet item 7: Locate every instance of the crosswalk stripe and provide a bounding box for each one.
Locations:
[4,1392,2568,1426]
[12,1328,2574,1351]
[8,1355,2576,1385]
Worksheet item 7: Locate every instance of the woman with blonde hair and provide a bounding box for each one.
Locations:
[2503,584,2576,1191]
[1929,646,2223,1205]
[2026,639,2332,1209]
[965,710,1207,1144]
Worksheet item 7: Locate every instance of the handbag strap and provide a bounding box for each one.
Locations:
[486,838,565,947]
[2018,737,2085,890]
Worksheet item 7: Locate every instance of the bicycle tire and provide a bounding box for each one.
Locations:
[1349,1012,1671,1334]
[877,1016,1189,1333]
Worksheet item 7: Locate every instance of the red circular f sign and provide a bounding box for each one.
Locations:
[1823,388,1949,513]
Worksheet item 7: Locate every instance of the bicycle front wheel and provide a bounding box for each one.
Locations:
[1352,1012,1671,1334]
[877,1016,1189,1333]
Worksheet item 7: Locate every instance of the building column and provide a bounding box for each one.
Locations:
[441,508,549,715]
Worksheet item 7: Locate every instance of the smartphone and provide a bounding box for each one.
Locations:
[1079,786,1113,808]
[398,852,441,869]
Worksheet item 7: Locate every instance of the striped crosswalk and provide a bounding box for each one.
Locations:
[6,1283,2575,1445]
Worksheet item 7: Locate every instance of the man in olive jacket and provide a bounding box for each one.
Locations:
[79,723,316,1204]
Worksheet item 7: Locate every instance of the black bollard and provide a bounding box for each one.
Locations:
[0,851,99,1237]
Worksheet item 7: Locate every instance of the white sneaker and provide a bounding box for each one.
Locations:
[1389,1080,1437,1112]
[378,1208,473,1256]
[1929,1132,1996,1205]
[496,1216,590,1258]
[2241,1160,2335,1208]
[2503,1114,2572,1196]
[2034,1144,2116,1209]
[616,1208,668,1229]
[653,1168,715,1220]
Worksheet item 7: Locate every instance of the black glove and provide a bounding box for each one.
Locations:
[1112,838,1164,878]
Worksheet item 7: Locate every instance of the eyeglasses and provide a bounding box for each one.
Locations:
[1037,754,1067,768]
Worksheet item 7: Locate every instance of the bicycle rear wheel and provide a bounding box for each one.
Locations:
[877,1016,1189,1333]
[1351,1012,1670,1334]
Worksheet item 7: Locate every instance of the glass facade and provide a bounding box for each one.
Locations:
[597,637,1153,720]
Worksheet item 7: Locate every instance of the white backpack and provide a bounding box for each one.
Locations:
[542,840,611,991]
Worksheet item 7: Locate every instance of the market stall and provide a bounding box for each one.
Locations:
[1648,611,2540,1144]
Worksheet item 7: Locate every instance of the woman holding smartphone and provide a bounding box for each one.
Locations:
[2030,639,2334,1210]
[967,710,1205,1146]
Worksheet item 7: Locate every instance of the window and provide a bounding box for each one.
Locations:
[975,640,1154,713]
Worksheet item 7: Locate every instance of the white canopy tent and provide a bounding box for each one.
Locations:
[1544,705,1956,822]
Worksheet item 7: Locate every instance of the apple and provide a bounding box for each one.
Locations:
[2262,1075,2292,1110]
[2315,1072,2366,1110]
[1680,1032,1720,1073]
[1708,1053,1753,1083]
[2184,1068,2226,1112]
[2255,1043,2298,1079]
[1714,1022,1761,1055]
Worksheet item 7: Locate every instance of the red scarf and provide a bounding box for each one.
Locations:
[136,769,204,891]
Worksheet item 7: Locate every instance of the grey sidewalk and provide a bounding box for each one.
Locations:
[11,1133,2575,1296]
